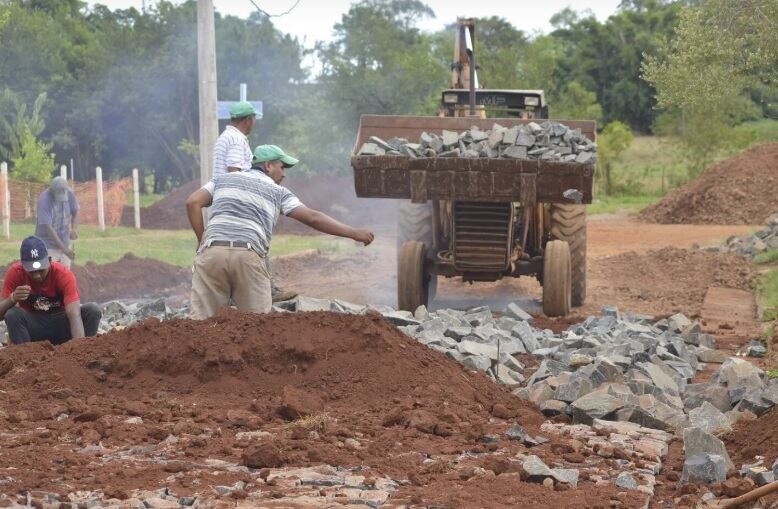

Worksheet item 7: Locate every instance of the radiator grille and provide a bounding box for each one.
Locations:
[452,202,513,271]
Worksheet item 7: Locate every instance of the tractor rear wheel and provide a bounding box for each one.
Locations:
[398,201,437,299]
[550,203,586,307]
[398,240,430,312]
[542,240,571,317]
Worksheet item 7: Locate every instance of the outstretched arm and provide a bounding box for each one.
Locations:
[287,207,374,245]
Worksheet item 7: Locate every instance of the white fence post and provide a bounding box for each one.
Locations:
[60,165,67,180]
[1,162,9,239]
[96,166,105,231]
[132,168,141,229]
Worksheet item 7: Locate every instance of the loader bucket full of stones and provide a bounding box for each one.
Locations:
[351,114,597,317]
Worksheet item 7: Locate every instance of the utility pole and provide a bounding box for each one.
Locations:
[197,0,218,187]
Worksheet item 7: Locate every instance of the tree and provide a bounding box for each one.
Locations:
[315,0,447,172]
[11,125,55,183]
[642,0,777,172]
[553,81,603,122]
[597,121,633,195]
[551,1,682,131]
[642,0,777,112]
[0,91,47,161]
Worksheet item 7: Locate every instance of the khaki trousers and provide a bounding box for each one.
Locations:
[190,246,271,319]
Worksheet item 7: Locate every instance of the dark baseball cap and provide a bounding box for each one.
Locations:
[20,236,50,272]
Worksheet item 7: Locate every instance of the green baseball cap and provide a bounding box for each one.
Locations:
[229,101,258,119]
[252,144,299,168]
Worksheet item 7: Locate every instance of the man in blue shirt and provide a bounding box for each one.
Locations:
[35,177,79,268]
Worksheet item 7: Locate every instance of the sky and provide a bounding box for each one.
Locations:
[88,0,624,47]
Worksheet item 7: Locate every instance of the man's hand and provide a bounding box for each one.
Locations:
[65,248,76,260]
[352,229,374,246]
[11,285,31,304]
[69,230,78,240]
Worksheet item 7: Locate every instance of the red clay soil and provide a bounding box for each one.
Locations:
[275,175,397,234]
[639,143,778,225]
[0,253,190,303]
[723,406,778,468]
[72,253,190,302]
[0,310,646,507]
[121,180,200,230]
[588,247,755,317]
[123,175,397,233]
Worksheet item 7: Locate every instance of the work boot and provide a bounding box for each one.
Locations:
[271,283,298,303]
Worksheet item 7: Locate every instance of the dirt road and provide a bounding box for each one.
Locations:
[275,214,756,318]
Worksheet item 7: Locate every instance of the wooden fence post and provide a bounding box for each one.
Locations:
[96,166,105,231]
[132,168,141,229]
[60,165,67,180]
[1,162,9,239]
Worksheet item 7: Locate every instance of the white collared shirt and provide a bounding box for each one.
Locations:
[212,125,252,176]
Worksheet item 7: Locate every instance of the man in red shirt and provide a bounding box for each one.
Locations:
[0,236,101,344]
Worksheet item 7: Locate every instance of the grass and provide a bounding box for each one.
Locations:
[755,249,778,265]
[598,119,778,204]
[757,267,778,321]
[139,193,165,208]
[0,223,354,267]
[587,194,661,215]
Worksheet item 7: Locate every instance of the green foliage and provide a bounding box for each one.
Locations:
[516,35,560,95]
[587,194,659,215]
[552,1,682,131]
[0,90,47,161]
[642,0,777,113]
[758,268,778,321]
[642,0,777,174]
[597,121,633,195]
[11,126,55,183]
[464,16,527,89]
[554,81,603,122]
[755,250,778,266]
[314,0,447,172]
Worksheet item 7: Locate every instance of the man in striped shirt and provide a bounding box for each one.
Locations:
[212,101,256,176]
[186,145,374,319]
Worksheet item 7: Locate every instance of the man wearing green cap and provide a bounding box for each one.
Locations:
[212,101,257,176]
[185,144,374,319]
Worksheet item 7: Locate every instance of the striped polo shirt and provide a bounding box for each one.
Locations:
[201,170,303,255]
[212,125,252,176]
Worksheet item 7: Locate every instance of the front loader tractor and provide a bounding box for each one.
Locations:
[349,20,594,317]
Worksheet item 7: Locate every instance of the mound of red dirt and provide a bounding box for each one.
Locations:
[73,253,190,302]
[639,143,778,225]
[589,247,755,317]
[0,253,190,303]
[124,176,397,232]
[0,310,645,507]
[121,180,200,230]
[723,406,778,468]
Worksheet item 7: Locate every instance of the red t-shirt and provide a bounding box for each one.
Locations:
[1,261,80,313]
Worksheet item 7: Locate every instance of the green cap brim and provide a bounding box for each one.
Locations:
[280,155,299,168]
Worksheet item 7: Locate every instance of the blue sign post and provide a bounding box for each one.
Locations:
[217,83,263,120]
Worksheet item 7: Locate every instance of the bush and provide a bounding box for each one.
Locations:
[10,126,54,183]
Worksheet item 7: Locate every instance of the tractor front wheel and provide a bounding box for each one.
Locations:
[398,240,430,312]
[542,240,571,317]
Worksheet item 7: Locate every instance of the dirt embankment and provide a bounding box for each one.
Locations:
[124,175,397,233]
[639,143,778,225]
[0,309,646,507]
[0,253,190,303]
[587,246,756,318]
[723,406,778,469]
